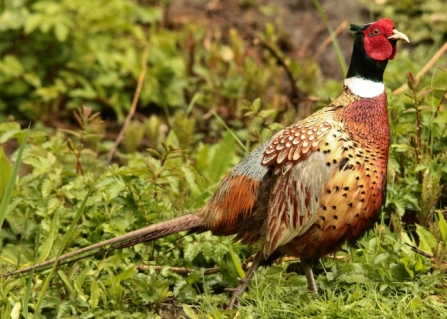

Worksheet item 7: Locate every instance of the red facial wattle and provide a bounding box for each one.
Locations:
[362,18,397,61]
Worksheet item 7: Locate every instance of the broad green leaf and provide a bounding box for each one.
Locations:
[208,132,236,184]
[24,13,44,34]
[0,122,21,132]
[228,243,244,279]
[338,274,373,284]
[0,147,13,201]
[0,127,21,144]
[252,97,261,111]
[0,248,19,266]
[37,224,55,262]
[182,304,198,319]
[34,191,90,316]
[436,211,447,245]
[10,302,21,319]
[58,270,76,297]
[90,280,100,310]
[374,252,390,264]
[265,266,284,276]
[74,275,88,302]
[0,55,23,77]
[54,22,69,42]
[415,224,437,253]
[0,128,29,229]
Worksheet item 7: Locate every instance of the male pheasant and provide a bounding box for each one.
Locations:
[6,18,409,308]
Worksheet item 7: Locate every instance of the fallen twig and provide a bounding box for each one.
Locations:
[404,242,447,264]
[137,265,221,275]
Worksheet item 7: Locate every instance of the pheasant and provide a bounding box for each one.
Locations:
[5,18,409,309]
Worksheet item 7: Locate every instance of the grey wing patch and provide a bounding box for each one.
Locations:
[263,151,336,256]
[232,139,272,181]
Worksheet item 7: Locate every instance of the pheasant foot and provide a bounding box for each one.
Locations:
[227,251,264,310]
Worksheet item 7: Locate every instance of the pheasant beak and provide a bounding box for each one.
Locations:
[388,29,410,43]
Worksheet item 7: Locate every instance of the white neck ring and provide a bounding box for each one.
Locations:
[344,77,384,98]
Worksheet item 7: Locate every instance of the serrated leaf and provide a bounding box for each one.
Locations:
[184,241,201,261]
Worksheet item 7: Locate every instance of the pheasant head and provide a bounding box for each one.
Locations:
[346,18,410,97]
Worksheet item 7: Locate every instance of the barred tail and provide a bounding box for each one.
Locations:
[4,213,204,277]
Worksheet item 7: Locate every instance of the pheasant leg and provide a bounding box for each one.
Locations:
[228,251,264,310]
[302,262,318,294]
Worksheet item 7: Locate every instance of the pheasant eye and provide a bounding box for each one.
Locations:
[372,28,380,35]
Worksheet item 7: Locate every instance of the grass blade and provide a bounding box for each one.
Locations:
[0,127,30,229]
[34,191,91,316]
[312,0,347,76]
[23,227,39,319]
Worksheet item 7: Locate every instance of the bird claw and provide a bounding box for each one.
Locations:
[225,282,248,310]
[224,287,236,293]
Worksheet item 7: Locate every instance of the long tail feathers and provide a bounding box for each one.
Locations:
[3,213,203,277]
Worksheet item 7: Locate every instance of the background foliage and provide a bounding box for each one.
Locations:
[0,0,446,318]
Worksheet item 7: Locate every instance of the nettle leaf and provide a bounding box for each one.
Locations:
[174,280,197,301]
[184,240,201,262]
[41,178,53,197]
[96,176,126,199]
